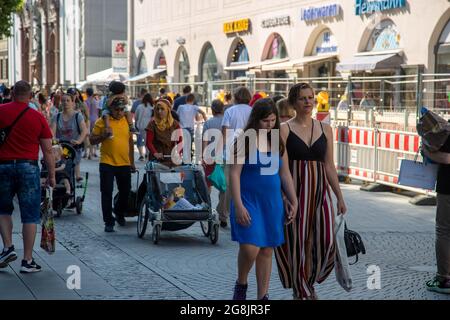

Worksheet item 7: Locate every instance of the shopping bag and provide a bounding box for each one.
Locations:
[334,214,352,292]
[40,188,56,254]
[207,164,227,193]
[398,159,438,191]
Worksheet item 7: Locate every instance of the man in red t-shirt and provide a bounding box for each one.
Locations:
[0,81,55,274]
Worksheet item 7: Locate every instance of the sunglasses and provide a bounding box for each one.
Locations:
[113,106,126,111]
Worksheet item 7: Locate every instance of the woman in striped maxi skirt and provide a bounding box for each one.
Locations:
[275,83,347,300]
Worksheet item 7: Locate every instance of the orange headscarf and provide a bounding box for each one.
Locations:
[153,99,174,131]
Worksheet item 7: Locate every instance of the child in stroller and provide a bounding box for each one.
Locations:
[41,142,88,216]
[53,145,71,196]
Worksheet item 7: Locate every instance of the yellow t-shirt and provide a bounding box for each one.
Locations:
[92,116,131,166]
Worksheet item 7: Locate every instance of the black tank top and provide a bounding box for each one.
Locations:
[286,120,327,162]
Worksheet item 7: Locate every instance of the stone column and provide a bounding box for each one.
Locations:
[128,0,135,76]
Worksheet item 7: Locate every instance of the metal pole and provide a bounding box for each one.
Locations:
[347,76,352,127]
[374,127,378,183]
[415,71,423,123]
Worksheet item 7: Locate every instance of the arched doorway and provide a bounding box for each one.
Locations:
[434,19,450,109]
[436,19,450,74]
[261,33,288,79]
[175,47,190,83]
[137,51,148,75]
[200,43,220,82]
[154,49,167,70]
[227,38,249,79]
[262,33,288,62]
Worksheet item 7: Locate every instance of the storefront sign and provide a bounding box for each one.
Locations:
[355,0,406,16]
[315,30,338,54]
[224,19,250,34]
[112,40,127,73]
[301,4,340,21]
[261,16,290,28]
[151,38,169,47]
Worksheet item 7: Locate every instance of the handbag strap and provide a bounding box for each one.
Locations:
[4,106,29,131]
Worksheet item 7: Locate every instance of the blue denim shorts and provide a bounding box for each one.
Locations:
[0,163,41,224]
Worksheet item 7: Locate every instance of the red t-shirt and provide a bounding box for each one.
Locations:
[0,102,53,161]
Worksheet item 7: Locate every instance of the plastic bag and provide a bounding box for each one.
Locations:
[207,164,227,193]
[334,214,352,292]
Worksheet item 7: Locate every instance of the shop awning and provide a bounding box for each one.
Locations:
[336,53,403,72]
[261,54,338,71]
[86,68,129,83]
[125,68,166,83]
[248,58,290,72]
[224,62,258,71]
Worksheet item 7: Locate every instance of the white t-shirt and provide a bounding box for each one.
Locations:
[221,104,252,131]
[177,104,201,129]
[221,104,252,161]
[135,103,153,131]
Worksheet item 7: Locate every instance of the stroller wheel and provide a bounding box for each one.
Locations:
[200,221,210,237]
[75,197,83,215]
[137,199,149,238]
[152,224,161,245]
[210,223,219,245]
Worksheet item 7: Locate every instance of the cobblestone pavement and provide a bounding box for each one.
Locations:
[3,154,450,300]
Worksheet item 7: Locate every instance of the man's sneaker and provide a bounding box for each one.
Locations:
[426,278,450,294]
[20,259,42,273]
[220,221,228,229]
[105,225,115,233]
[233,281,248,300]
[0,246,17,268]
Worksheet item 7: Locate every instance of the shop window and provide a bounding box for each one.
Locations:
[232,39,249,64]
[178,49,190,83]
[201,44,219,82]
[367,20,401,52]
[265,34,287,60]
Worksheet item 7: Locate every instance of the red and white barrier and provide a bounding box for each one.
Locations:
[377,131,420,153]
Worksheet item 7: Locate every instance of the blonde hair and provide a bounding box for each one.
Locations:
[276,98,295,118]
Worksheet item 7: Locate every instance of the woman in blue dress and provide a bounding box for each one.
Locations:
[230,98,298,300]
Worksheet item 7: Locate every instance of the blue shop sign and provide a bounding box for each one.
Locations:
[301,4,340,22]
[355,0,407,16]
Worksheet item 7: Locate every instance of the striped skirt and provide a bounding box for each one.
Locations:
[275,160,336,299]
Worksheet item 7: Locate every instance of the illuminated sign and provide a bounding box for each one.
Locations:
[355,0,406,15]
[301,4,340,21]
[224,19,250,34]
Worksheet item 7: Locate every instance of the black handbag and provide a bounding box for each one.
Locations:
[344,223,366,265]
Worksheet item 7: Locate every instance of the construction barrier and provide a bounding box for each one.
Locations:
[332,125,435,196]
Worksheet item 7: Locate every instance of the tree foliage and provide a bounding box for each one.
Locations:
[0,0,24,38]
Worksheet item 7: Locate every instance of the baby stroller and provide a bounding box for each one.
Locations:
[41,142,89,217]
[137,161,220,245]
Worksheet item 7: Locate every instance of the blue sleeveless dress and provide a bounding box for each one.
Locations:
[230,151,285,248]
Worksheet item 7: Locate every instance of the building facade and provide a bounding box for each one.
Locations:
[0,38,8,86]
[130,0,450,84]
[8,0,127,90]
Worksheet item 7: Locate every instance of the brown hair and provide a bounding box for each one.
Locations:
[288,83,315,106]
[233,86,252,105]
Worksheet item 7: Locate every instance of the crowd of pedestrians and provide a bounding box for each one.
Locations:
[0,79,448,300]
